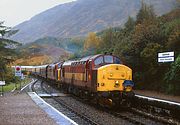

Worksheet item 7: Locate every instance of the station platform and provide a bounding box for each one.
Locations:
[0,92,77,125]
[134,90,180,103]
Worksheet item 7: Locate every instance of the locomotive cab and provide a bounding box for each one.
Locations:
[90,54,134,105]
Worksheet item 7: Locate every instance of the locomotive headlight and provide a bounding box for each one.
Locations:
[115,80,119,84]
[114,80,120,88]
[110,73,113,77]
[101,83,105,86]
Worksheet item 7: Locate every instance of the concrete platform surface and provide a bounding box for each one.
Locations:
[29,92,77,125]
[0,93,57,125]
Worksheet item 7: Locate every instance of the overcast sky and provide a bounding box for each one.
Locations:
[0,0,75,27]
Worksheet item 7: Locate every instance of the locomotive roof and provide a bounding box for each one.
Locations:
[89,54,103,60]
[63,54,116,66]
[80,55,92,61]
[79,54,111,62]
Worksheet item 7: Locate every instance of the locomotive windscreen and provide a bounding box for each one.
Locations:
[94,55,121,66]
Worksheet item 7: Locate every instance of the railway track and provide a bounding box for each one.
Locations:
[31,79,100,125]
[30,78,180,125]
[131,95,180,124]
[38,79,178,125]
[130,108,179,125]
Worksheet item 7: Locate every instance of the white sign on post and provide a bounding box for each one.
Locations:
[158,52,174,63]
[0,81,5,86]
[15,66,22,76]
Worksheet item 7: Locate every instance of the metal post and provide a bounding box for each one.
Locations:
[1,85,3,96]
[15,82,17,89]
[20,79,21,90]
[2,85,3,96]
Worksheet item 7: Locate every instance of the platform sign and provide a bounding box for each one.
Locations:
[0,81,5,86]
[158,52,174,63]
[15,66,22,76]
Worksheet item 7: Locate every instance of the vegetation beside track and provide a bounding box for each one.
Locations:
[0,77,31,93]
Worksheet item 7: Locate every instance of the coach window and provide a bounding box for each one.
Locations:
[104,55,113,63]
[94,56,103,66]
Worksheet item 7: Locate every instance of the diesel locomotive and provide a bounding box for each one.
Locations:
[33,54,135,106]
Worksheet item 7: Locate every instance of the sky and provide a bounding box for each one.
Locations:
[0,0,75,27]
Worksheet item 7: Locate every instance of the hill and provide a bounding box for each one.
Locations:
[14,42,70,65]
[10,0,178,43]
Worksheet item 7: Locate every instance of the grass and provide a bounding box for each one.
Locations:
[0,76,32,93]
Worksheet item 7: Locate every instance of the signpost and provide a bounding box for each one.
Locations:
[15,66,22,76]
[158,52,174,63]
[15,66,22,89]
[0,81,5,86]
[0,81,5,96]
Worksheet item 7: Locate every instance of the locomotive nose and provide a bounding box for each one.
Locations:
[97,64,132,92]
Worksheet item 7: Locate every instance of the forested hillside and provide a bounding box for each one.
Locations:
[79,3,180,95]
[10,0,177,43]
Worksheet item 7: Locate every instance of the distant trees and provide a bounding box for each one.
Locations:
[83,32,101,55]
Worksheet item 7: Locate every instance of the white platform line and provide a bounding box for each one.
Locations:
[135,94,180,106]
[20,79,35,91]
[28,92,78,125]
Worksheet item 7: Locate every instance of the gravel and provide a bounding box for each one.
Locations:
[44,96,133,125]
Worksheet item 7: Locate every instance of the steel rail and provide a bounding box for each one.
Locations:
[40,81,100,125]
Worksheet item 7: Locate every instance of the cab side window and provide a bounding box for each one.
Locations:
[94,56,103,65]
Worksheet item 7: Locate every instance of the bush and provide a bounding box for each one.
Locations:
[164,54,180,95]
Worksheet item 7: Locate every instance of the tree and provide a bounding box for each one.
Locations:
[136,1,156,25]
[0,21,11,38]
[164,55,180,95]
[98,28,117,53]
[0,21,19,83]
[124,16,135,32]
[7,29,19,37]
[83,32,101,55]
[167,28,180,54]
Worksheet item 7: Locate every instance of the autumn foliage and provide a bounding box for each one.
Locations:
[81,3,180,95]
